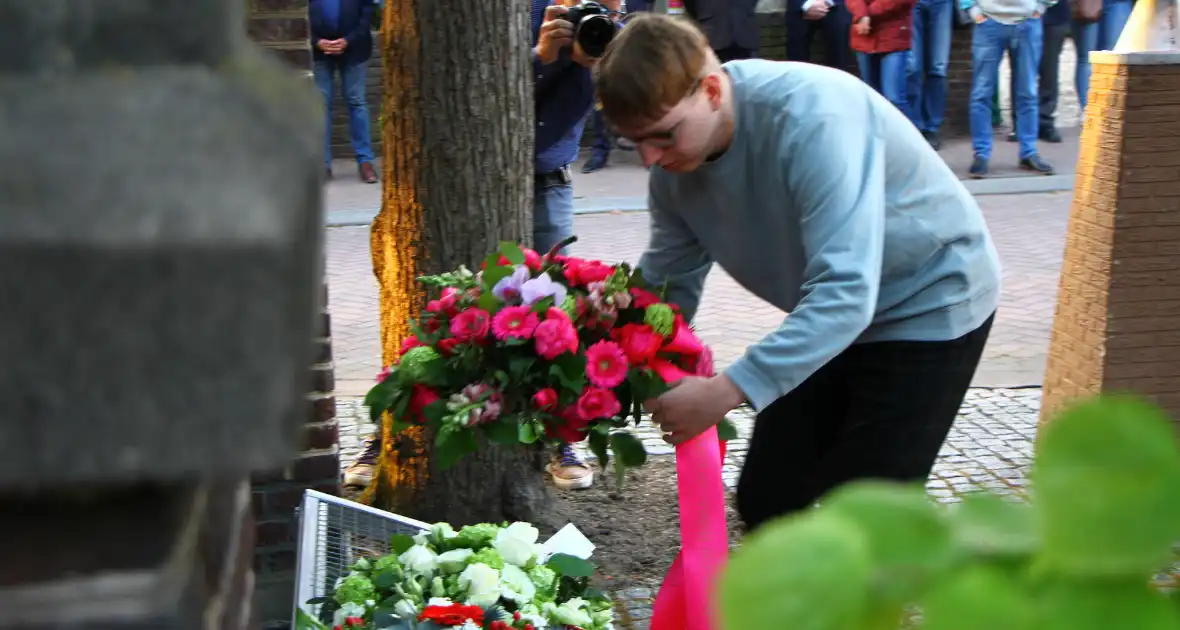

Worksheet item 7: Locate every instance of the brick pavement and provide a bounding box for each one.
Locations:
[325,192,1069,393]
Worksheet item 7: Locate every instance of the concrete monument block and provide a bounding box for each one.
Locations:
[0,1,324,490]
[1040,0,1180,428]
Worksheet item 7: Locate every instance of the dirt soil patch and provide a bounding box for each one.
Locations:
[551,457,746,594]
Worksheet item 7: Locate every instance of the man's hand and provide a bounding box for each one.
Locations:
[318,38,346,54]
[644,375,746,445]
[855,16,871,34]
[804,3,830,20]
[973,12,987,22]
[535,5,575,65]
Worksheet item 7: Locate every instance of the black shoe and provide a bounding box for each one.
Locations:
[1019,154,1055,175]
[969,155,989,179]
[921,130,942,151]
[1039,127,1063,143]
[581,153,609,174]
[325,167,333,180]
[1007,131,1017,143]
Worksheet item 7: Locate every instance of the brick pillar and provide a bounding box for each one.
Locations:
[1040,46,1180,428]
[246,2,343,625]
[0,1,322,628]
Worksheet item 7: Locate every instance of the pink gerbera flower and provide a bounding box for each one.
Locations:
[584,340,629,388]
[492,306,539,340]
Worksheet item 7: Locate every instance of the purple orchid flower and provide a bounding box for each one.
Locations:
[492,265,531,304]
[520,271,568,307]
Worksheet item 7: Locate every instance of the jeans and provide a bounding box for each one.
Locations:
[857,51,912,116]
[786,3,852,69]
[970,18,1043,160]
[907,0,953,133]
[1072,0,1134,114]
[314,57,375,167]
[588,107,613,158]
[533,178,575,257]
[736,315,994,532]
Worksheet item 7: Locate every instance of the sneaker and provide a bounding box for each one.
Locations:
[547,444,594,490]
[343,434,381,488]
[1019,154,1055,175]
[921,130,942,151]
[969,155,989,179]
[616,137,637,152]
[1039,127,1063,143]
[581,153,609,174]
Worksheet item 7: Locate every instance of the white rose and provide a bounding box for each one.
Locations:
[458,562,502,607]
[393,599,419,619]
[399,544,439,577]
[492,522,541,567]
[549,598,593,627]
[436,548,475,574]
[499,564,537,604]
[426,597,454,607]
[430,522,459,543]
[333,602,366,627]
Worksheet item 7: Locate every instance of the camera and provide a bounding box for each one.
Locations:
[563,1,617,58]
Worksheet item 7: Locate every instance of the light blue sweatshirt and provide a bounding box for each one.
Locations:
[637,60,1001,411]
[961,0,1054,24]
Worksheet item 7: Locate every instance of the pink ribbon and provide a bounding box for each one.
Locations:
[650,430,729,630]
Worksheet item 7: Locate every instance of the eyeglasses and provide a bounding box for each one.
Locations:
[612,77,705,149]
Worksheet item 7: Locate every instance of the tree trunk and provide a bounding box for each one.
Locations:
[366,0,554,527]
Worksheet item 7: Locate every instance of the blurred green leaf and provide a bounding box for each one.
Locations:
[499,241,525,265]
[922,564,1036,630]
[1034,395,1180,577]
[716,418,739,442]
[547,553,596,578]
[588,429,610,471]
[824,481,957,604]
[1036,580,1180,630]
[720,511,873,630]
[610,432,647,467]
[950,492,1040,558]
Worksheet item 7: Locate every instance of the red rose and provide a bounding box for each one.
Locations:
[564,258,614,286]
[399,336,426,356]
[532,388,559,411]
[449,308,491,343]
[629,287,661,308]
[437,337,461,356]
[613,323,663,365]
[522,247,543,270]
[438,287,461,316]
[419,604,485,626]
[407,384,441,424]
[547,406,591,443]
[576,386,622,422]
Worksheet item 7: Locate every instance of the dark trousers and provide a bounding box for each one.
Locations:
[736,314,994,533]
[715,44,757,63]
[786,4,852,70]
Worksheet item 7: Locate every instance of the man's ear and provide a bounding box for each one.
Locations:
[703,72,725,110]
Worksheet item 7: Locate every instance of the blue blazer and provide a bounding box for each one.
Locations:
[309,0,377,65]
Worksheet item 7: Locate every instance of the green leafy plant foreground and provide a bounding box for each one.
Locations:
[720,395,1180,630]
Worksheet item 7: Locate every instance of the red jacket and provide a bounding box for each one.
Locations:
[845,0,917,54]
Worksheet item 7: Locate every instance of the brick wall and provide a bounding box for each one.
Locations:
[1040,55,1180,427]
[247,2,342,626]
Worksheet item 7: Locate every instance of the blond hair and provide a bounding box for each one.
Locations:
[594,13,715,130]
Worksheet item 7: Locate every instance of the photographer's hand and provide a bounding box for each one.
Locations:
[535,5,574,65]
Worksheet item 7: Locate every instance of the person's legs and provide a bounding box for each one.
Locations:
[340,59,375,165]
[735,351,854,531]
[533,176,576,257]
[788,316,994,516]
[1099,0,1133,50]
[856,52,877,90]
[715,44,756,62]
[879,50,912,116]
[1012,18,1044,161]
[582,105,613,174]
[923,0,953,133]
[1038,21,1068,137]
[822,3,853,69]
[786,9,816,62]
[1072,20,1098,114]
[970,20,1006,167]
[907,0,928,126]
[313,58,336,174]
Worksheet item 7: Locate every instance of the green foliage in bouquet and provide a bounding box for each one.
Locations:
[298,521,614,630]
[365,239,736,486]
[720,395,1180,630]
